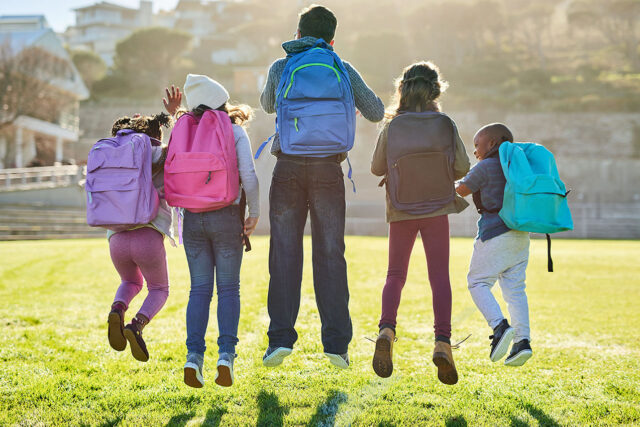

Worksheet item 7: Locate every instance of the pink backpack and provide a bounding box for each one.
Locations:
[164,110,239,212]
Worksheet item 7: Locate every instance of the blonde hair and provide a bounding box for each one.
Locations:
[177,102,253,127]
[386,61,449,120]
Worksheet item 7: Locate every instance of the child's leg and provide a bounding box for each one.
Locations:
[130,228,170,322]
[497,232,530,342]
[379,219,420,330]
[467,238,503,329]
[212,230,243,355]
[109,232,144,309]
[183,211,216,357]
[419,215,452,341]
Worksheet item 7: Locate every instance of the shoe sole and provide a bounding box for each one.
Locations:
[490,327,515,362]
[505,349,533,367]
[123,328,149,362]
[107,312,126,352]
[262,348,292,367]
[325,353,349,369]
[432,352,458,385]
[372,337,393,378]
[215,361,233,387]
[184,363,204,388]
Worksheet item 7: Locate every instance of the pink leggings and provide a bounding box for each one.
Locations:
[109,227,169,321]
[379,215,452,338]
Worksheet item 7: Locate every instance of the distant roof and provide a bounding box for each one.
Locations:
[73,1,137,12]
[0,29,49,51]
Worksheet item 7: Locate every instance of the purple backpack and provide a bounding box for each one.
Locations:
[86,129,159,232]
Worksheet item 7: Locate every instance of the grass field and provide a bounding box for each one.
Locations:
[1,236,639,426]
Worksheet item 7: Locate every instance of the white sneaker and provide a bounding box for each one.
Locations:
[215,353,235,387]
[262,347,293,367]
[325,352,349,369]
[184,353,204,388]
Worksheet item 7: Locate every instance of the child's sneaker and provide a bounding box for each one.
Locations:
[107,303,126,351]
[432,340,458,385]
[489,319,515,362]
[184,353,205,388]
[325,352,350,369]
[504,339,533,367]
[215,353,236,387]
[123,317,149,362]
[372,327,395,378]
[262,346,292,367]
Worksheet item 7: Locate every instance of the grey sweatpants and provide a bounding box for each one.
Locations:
[467,230,531,342]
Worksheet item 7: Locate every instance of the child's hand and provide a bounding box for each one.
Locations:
[244,217,259,236]
[456,183,472,197]
[163,85,182,116]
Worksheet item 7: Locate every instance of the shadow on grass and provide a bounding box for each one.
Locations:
[510,403,560,427]
[164,405,227,427]
[445,415,467,426]
[256,390,289,427]
[306,389,348,426]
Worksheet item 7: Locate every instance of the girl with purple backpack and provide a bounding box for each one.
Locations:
[163,75,260,388]
[105,112,174,363]
[370,62,470,384]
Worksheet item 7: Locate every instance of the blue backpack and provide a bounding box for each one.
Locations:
[257,40,356,158]
[498,142,573,271]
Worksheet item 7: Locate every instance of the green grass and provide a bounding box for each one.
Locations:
[1,237,639,426]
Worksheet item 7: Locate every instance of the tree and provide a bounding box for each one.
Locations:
[71,50,106,92]
[110,27,193,97]
[569,0,640,70]
[0,41,75,131]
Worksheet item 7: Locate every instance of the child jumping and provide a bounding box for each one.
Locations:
[370,61,470,384]
[163,75,260,388]
[456,123,533,366]
[105,112,174,363]
[259,4,384,370]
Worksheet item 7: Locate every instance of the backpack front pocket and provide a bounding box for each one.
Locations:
[86,175,145,226]
[392,152,454,204]
[284,101,349,152]
[165,152,229,205]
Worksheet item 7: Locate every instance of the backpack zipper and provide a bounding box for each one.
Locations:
[284,63,341,98]
[205,171,212,184]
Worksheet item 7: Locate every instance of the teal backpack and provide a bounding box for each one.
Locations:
[498,142,573,271]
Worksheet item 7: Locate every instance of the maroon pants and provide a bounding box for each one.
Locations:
[379,215,452,338]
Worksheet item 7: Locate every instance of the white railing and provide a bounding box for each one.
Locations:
[0,166,85,192]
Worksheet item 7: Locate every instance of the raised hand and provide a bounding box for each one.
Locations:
[163,85,182,116]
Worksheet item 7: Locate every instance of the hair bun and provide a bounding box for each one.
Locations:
[153,112,172,128]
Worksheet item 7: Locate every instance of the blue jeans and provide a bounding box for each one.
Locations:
[267,154,353,354]
[183,205,244,355]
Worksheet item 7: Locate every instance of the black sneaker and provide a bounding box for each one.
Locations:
[489,319,515,362]
[505,339,533,366]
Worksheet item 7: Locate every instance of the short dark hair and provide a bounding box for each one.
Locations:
[478,123,514,144]
[298,5,337,43]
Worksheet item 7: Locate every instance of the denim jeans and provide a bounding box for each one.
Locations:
[267,154,353,354]
[183,205,244,355]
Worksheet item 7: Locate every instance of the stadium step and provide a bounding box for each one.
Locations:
[0,203,102,240]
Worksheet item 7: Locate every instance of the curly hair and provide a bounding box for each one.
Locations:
[386,61,449,120]
[111,112,172,140]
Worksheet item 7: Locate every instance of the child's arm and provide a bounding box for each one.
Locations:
[343,61,385,123]
[233,125,260,224]
[452,123,470,180]
[259,59,287,114]
[371,123,389,176]
[456,182,472,197]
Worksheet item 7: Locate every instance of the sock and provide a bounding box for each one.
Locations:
[435,335,451,345]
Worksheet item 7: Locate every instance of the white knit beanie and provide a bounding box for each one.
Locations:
[183,74,230,110]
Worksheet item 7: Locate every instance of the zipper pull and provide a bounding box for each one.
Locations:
[205,171,212,184]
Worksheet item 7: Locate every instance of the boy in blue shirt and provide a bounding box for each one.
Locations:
[456,123,533,367]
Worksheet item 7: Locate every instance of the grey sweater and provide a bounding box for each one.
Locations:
[260,37,385,158]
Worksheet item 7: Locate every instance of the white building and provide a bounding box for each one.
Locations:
[64,1,153,66]
[0,16,89,169]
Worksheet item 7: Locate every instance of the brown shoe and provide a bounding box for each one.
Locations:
[123,317,149,362]
[432,340,458,385]
[107,306,126,352]
[372,327,395,378]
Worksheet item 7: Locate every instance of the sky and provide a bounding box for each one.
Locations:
[0,0,181,32]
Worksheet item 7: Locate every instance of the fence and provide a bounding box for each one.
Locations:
[0,166,85,192]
